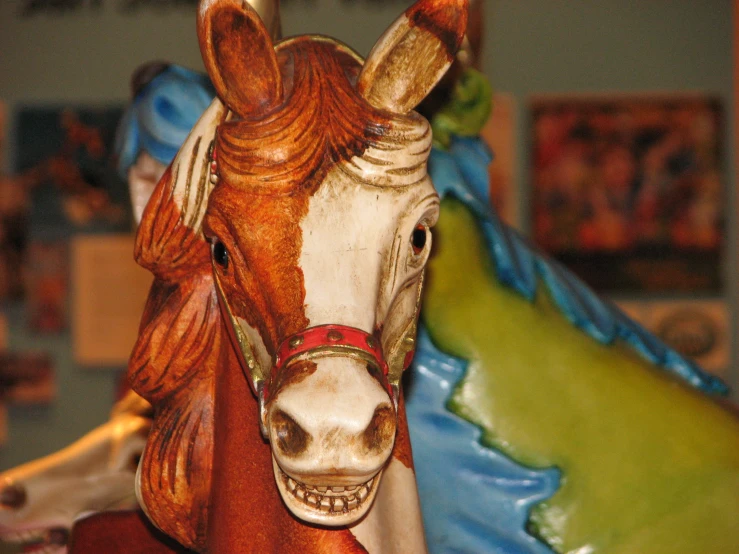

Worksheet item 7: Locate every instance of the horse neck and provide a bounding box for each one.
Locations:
[207,344,427,554]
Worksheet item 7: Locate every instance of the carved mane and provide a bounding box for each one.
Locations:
[217,41,387,192]
[129,174,220,548]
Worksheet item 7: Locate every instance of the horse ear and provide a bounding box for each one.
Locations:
[358,0,468,114]
[197,0,282,117]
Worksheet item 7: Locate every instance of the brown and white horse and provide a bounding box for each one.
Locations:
[114,0,468,552]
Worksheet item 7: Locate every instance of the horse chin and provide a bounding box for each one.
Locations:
[271,457,382,527]
[0,524,70,554]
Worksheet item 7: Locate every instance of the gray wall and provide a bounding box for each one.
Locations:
[0,0,734,469]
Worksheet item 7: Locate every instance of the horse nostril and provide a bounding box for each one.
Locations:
[0,482,27,510]
[362,405,396,454]
[271,410,311,458]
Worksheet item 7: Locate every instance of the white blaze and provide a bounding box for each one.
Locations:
[298,115,435,333]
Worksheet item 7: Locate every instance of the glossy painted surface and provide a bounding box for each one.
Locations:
[420,192,739,553]
[407,330,558,554]
[115,64,214,224]
[428,136,725,393]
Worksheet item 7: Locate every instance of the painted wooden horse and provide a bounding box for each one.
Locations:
[0,391,150,554]
[407,109,739,552]
[72,0,468,552]
[66,83,739,554]
[115,62,215,226]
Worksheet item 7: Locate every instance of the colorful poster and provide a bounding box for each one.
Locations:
[4,106,131,307]
[15,106,130,237]
[530,95,723,294]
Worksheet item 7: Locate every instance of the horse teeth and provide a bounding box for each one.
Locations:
[281,469,379,514]
[2,527,52,542]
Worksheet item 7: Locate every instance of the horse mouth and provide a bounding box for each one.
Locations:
[272,458,381,526]
[0,525,69,553]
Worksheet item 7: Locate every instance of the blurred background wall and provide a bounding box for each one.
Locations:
[0,0,734,468]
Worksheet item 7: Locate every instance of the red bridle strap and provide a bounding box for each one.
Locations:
[268,325,390,402]
[274,325,388,375]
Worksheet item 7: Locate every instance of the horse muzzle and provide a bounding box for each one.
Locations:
[263,325,397,525]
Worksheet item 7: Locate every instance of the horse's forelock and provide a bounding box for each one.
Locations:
[215,39,399,196]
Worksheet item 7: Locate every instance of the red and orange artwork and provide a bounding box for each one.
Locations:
[530,95,724,294]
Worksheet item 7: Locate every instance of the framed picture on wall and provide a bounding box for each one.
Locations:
[0,351,55,404]
[3,105,131,306]
[0,100,30,301]
[15,105,131,237]
[616,299,729,379]
[529,94,724,295]
[72,234,152,367]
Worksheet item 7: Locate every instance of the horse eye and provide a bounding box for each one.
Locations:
[212,240,229,269]
[411,225,427,255]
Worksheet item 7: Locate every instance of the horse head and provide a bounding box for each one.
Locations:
[0,392,151,553]
[129,0,467,550]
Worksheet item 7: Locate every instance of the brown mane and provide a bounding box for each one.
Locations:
[216,38,393,196]
[129,167,219,548]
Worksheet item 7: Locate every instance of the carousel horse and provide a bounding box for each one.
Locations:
[52,1,739,551]
[115,62,214,225]
[0,392,151,554]
[407,120,739,553]
[72,0,469,552]
[408,136,739,554]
